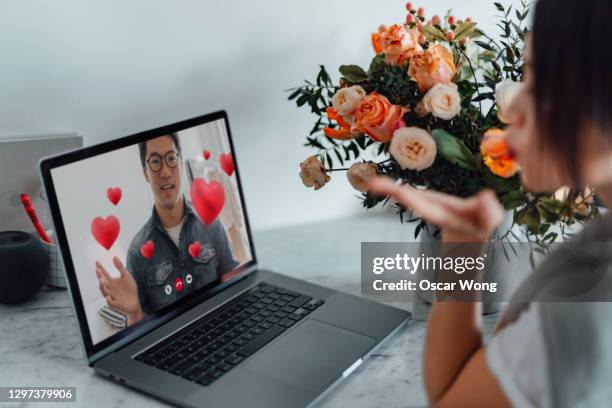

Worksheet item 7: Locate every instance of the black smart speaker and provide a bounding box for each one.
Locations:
[0,231,49,304]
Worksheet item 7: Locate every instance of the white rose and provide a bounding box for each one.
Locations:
[390,127,437,171]
[495,79,523,124]
[331,85,366,116]
[422,83,461,120]
[346,162,378,193]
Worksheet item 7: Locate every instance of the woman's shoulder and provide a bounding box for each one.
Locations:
[503,212,612,314]
[538,301,612,407]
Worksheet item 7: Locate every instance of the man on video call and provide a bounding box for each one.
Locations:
[95,134,238,326]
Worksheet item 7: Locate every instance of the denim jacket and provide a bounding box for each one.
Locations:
[126,198,238,315]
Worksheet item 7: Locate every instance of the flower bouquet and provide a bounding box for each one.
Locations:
[290,1,598,245]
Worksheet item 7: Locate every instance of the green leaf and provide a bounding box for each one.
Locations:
[287,89,301,100]
[483,172,521,193]
[422,25,447,42]
[543,232,558,244]
[355,135,367,150]
[539,197,564,213]
[305,137,325,150]
[368,54,386,77]
[454,22,478,41]
[494,2,504,12]
[501,190,527,210]
[515,9,522,22]
[319,65,332,86]
[309,117,322,136]
[474,40,494,51]
[516,206,541,235]
[431,129,478,171]
[296,94,309,107]
[333,148,344,165]
[343,145,351,161]
[472,92,494,102]
[339,65,368,83]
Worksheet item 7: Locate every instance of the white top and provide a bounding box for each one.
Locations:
[163,218,184,248]
[486,302,551,408]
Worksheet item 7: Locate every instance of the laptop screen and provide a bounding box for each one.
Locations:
[48,115,254,347]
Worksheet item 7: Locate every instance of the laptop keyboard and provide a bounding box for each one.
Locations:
[134,283,325,386]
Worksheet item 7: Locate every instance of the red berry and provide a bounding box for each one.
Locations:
[446,31,455,41]
[406,2,413,11]
[417,7,425,17]
[466,17,473,23]
[406,13,416,23]
[431,15,441,25]
[448,16,456,25]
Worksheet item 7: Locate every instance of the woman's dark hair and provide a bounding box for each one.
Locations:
[533,0,612,182]
[138,133,182,169]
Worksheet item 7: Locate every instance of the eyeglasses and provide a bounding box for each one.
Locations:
[146,151,180,173]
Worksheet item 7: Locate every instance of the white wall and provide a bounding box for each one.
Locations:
[0,0,523,231]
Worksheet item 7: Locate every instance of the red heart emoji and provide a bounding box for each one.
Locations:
[190,178,225,225]
[91,216,120,250]
[106,187,122,206]
[188,241,202,259]
[140,240,155,260]
[219,153,234,176]
[203,150,211,160]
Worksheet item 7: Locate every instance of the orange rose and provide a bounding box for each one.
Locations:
[480,128,518,178]
[352,92,406,142]
[377,24,422,65]
[408,44,456,92]
[371,32,383,54]
[323,107,353,140]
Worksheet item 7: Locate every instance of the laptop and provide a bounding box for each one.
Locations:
[39,111,410,408]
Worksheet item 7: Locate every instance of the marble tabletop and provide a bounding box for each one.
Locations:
[0,214,498,408]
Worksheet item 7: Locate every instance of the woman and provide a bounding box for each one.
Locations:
[368,0,612,406]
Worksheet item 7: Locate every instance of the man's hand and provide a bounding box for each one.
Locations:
[367,177,504,243]
[95,257,143,325]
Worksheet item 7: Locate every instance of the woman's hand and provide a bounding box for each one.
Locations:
[95,257,143,325]
[367,177,504,243]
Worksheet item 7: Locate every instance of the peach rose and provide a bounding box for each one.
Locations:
[299,156,330,190]
[390,127,437,171]
[377,24,423,65]
[480,128,518,178]
[408,44,456,92]
[574,186,594,216]
[555,186,594,216]
[347,162,379,193]
[422,82,461,120]
[352,92,406,143]
[331,85,366,117]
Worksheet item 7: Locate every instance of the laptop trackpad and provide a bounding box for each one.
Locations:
[244,319,377,393]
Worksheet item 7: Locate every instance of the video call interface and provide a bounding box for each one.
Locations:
[51,119,253,345]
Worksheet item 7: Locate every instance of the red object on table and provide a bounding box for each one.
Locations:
[20,194,52,244]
